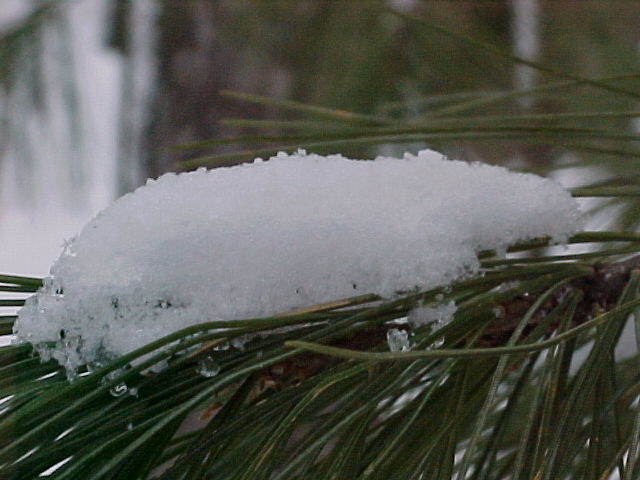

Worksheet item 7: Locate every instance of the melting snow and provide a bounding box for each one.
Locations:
[408,300,458,328]
[387,328,411,352]
[13,149,582,375]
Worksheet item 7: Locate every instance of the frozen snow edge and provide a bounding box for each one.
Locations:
[13,149,583,377]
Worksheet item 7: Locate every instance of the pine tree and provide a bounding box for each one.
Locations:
[2,2,640,479]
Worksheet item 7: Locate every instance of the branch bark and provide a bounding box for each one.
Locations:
[265,255,640,389]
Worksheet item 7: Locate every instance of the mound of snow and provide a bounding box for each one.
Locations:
[14,149,582,375]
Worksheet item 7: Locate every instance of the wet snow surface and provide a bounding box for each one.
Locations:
[14,149,582,374]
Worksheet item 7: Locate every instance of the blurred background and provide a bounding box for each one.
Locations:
[1,0,639,276]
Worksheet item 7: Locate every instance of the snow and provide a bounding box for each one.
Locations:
[387,328,411,352]
[13,149,582,376]
[408,300,458,328]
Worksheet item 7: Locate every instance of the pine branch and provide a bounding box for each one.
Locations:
[479,254,640,347]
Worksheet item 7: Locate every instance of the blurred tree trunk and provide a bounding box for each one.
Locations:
[145,1,292,176]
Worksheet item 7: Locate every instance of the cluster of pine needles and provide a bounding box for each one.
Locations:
[2,4,640,479]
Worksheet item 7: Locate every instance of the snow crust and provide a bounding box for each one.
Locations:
[13,149,582,374]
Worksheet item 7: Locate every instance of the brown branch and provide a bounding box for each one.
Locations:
[261,255,640,390]
[478,255,640,347]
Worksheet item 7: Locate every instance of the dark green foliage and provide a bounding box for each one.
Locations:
[2,234,640,479]
[3,2,640,479]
